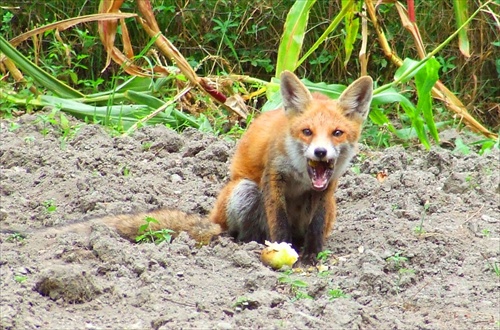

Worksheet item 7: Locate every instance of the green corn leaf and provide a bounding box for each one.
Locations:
[265,77,281,100]
[124,90,202,129]
[262,88,283,112]
[342,0,360,67]
[0,35,83,98]
[415,57,440,143]
[303,79,347,99]
[7,94,173,130]
[453,0,470,57]
[372,86,430,148]
[41,95,148,117]
[368,107,396,133]
[82,77,173,104]
[124,90,165,109]
[393,58,425,83]
[297,0,354,68]
[400,99,430,149]
[87,77,168,98]
[262,78,346,112]
[168,109,201,130]
[372,86,414,109]
[276,0,315,76]
[396,120,451,141]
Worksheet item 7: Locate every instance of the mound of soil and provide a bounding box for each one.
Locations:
[1,114,498,329]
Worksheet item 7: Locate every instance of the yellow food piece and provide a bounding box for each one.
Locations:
[260,241,299,270]
[316,264,329,272]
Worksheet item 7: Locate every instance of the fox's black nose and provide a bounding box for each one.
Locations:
[314,148,327,158]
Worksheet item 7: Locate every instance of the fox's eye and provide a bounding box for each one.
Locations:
[333,130,343,137]
[302,128,313,136]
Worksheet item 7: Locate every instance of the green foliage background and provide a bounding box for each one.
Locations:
[1,0,498,130]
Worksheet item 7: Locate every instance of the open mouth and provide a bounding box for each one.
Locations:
[307,159,334,191]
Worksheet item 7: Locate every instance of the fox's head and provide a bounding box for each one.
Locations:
[280,71,373,191]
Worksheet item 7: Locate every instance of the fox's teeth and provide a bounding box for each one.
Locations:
[308,159,334,169]
[308,160,318,167]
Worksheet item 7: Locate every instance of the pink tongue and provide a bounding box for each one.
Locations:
[312,163,328,189]
[313,177,328,189]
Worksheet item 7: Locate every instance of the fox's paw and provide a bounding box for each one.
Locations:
[299,253,318,266]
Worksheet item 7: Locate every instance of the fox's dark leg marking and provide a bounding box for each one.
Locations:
[302,203,326,264]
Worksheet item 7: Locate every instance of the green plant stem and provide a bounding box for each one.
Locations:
[225,75,269,86]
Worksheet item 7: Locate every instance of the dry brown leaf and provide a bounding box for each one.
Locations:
[224,94,249,120]
[137,17,199,85]
[120,18,134,59]
[3,57,24,83]
[376,170,388,183]
[98,1,121,71]
[107,46,152,77]
[9,13,136,47]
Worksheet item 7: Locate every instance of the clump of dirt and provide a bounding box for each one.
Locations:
[1,114,499,329]
[34,264,103,303]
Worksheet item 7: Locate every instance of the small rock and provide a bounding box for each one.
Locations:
[171,174,183,183]
[231,250,255,268]
[481,214,497,223]
[442,173,469,194]
[216,321,233,330]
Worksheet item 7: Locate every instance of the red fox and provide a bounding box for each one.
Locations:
[208,71,373,262]
[11,71,373,263]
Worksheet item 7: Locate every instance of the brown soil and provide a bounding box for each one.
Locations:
[1,114,499,329]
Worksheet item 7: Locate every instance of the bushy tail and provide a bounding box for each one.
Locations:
[3,209,222,245]
[97,209,222,244]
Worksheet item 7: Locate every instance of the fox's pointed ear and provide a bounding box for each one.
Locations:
[338,76,373,121]
[280,71,313,115]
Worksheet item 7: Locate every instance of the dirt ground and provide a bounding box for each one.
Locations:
[0,114,499,330]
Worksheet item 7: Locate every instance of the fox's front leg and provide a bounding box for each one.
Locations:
[302,194,336,264]
[262,170,291,244]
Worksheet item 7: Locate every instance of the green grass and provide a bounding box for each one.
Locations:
[386,251,409,270]
[34,109,83,148]
[316,250,333,264]
[278,270,313,301]
[6,232,26,242]
[42,199,57,213]
[14,275,28,283]
[414,201,430,235]
[482,254,500,277]
[327,288,349,300]
[481,228,491,238]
